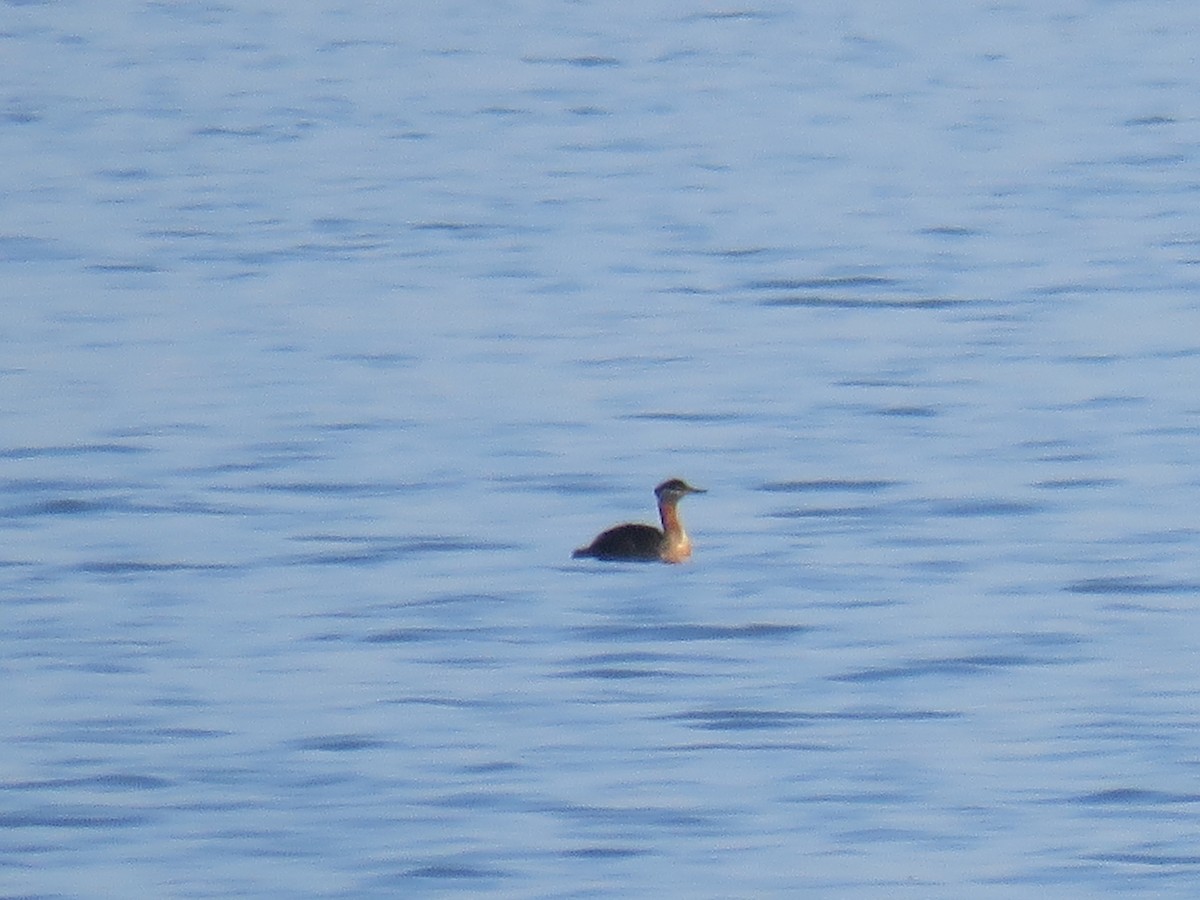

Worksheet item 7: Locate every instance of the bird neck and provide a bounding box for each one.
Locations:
[657,498,691,562]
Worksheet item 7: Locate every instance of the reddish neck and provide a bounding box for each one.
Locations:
[657,497,691,562]
[658,498,684,539]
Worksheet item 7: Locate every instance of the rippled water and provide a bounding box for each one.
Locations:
[4,1,1200,897]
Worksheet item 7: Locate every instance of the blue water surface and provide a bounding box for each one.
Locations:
[4,1,1200,897]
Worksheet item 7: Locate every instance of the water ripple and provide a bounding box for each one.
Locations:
[830,654,1046,683]
[760,479,899,493]
[1070,788,1200,806]
[0,443,148,459]
[0,809,150,828]
[398,862,510,880]
[759,296,973,309]
[746,276,900,290]
[666,708,959,730]
[295,735,389,752]
[10,773,171,791]
[0,234,77,261]
[75,560,233,575]
[1084,852,1200,866]
[284,535,515,565]
[362,627,493,644]
[1065,576,1200,595]
[562,846,646,859]
[579,622,811,642]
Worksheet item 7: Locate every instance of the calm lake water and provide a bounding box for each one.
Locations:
[4,1,1200,897]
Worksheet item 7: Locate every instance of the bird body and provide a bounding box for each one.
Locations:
[572,523,666,562]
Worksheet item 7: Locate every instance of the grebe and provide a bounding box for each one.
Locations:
[572,478,706,563]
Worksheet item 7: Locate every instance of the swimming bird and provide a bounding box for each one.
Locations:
[572,478,705,563]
